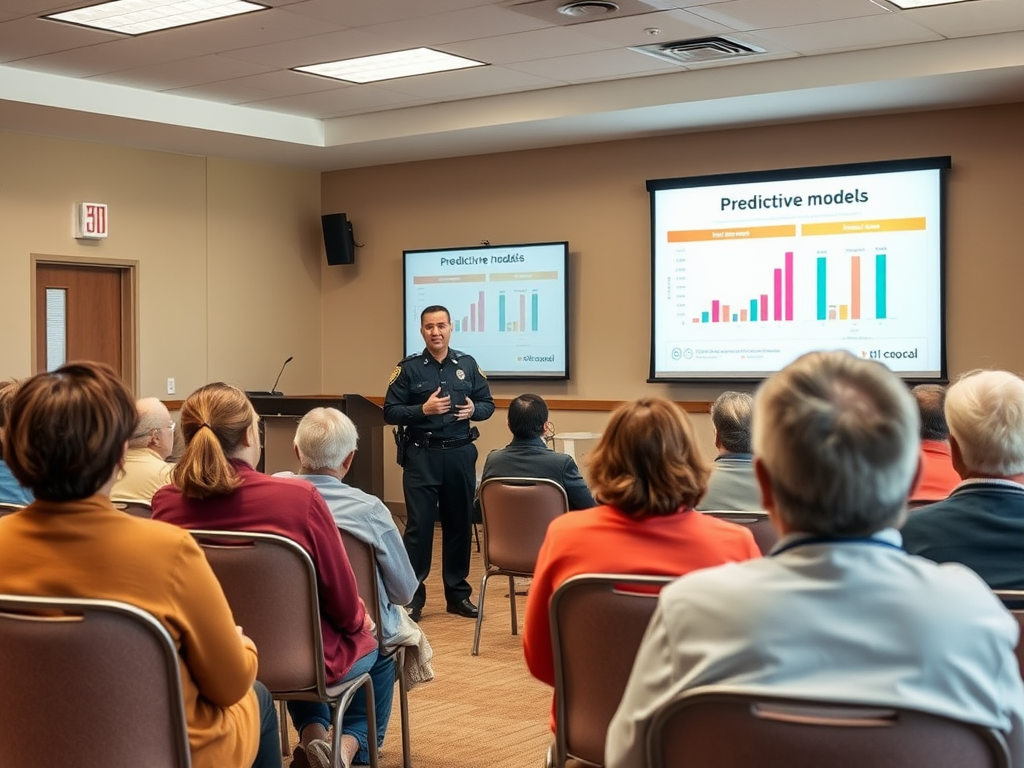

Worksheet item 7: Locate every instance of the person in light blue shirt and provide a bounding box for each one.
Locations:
[696,391,761,512]
[276,407,417,646]
[0,379,33,507]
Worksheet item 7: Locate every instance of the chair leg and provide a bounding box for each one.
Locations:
[278,699,290,757]
[330,673,378,768]
[472,571,492,655]
[397,652,412,768]
[473,522,480,552]
[508,574,518,636]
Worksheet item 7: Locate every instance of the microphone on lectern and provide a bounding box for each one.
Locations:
[270,356,293,395]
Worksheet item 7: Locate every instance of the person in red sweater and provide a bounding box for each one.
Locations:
[908,383,961,505]
[522,396,761,731]
[152,383,391,768]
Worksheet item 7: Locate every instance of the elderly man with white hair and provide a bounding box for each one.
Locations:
[902,369,1024,589]
[110,396,175,502]
[276,407,418,648]
[606,351,1024,768]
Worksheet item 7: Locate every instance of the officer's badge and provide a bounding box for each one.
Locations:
[456,369,466,381]
[388,366,401,385]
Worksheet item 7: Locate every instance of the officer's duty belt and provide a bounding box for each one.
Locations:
[409,429,478,450]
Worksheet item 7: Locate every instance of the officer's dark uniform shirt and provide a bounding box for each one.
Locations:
[383,349,495,437]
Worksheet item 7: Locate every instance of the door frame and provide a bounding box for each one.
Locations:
[30,254,140,394]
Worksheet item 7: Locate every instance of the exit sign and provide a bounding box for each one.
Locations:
[75,202,108,239]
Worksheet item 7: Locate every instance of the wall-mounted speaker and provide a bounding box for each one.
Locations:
[322,213,356,265]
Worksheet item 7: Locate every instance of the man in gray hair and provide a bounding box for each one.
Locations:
[696,391,761,511]
[276,407,418,646]
[110,396,174,502]
[607,351,1024,767]
[902,370,1024,588]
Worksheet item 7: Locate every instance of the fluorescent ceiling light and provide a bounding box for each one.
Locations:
[886,0,976,7]
[45,0,267,36]
[295,48,486,84]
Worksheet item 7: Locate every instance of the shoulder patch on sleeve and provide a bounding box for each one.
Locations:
[478,366,487,379]
[388,366,402,386]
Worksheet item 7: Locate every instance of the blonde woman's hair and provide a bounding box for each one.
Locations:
[172,382,254,499]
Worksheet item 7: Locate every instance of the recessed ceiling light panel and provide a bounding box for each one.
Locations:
[295,48,487,84]
[45,0,267,36]
[886,0,977,7]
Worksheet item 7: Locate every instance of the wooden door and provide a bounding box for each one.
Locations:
[35,262,130,381]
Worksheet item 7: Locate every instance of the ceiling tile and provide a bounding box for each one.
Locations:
[688,0,892,31]
[362,5,551,47]
[151,7,348,55]
[750,13,943,54]
[0,16,116,63]
[445,24,619,65]
[245,84,427,117]
[90,54,275,90]
[217,27,403,68]
[507,46,680,81]
[374,64,561,99]
[906,0,1024,38]
[8,36,197,77]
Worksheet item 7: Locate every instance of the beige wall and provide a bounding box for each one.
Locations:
[0,132,323,398]
[321,102,1024,503]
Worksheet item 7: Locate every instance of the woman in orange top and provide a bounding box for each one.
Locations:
[523,397,761,728]
[0,362,279,768]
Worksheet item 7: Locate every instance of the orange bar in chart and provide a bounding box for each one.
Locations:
[851,256,861,320]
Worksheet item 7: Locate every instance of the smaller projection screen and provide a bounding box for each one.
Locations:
[648,157,949,382]
[403,242,570,380]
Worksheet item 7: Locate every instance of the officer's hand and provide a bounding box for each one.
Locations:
[456,397,475,421]
[423,387,451,415]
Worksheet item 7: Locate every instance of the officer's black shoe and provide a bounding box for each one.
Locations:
[406,604,423,623]
[446,598,479,619]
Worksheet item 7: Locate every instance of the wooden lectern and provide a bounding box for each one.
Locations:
[247,394,386,499]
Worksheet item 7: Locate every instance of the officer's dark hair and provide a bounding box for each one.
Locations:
[508,394,548,439]
[420,305,451,324]
[912,383,949,441]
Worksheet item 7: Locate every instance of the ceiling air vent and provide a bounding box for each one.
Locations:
[557,1,619,16]
[630,36,766,65]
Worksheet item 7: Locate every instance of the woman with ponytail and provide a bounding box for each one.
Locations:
[152,382,394,768]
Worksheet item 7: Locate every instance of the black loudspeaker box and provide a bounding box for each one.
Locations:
[322,213,356,265]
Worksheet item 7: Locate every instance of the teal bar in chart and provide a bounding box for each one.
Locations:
[531,292,539,332]
[816,257,827,320]
[750,299,758,321]
[875,254,887,319]
[498,293,506,331]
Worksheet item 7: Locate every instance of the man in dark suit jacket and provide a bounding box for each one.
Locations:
[478,394,596,512]
[902,369,1024,590]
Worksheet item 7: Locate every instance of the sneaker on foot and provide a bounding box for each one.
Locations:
[306,739,336,768]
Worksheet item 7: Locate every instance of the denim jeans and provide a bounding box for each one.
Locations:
[252,681,282,768]
[287,648,396,765]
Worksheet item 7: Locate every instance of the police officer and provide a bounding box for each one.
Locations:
[384,305,494,622]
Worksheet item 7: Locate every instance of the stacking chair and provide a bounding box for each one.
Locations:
[700,510,779,555]
[472,477,568,656]
[190,530,378,768]
[339,527,412,768]
[0,594,191,768]
[549,573,674,768]
[994,590,1024,677]
[111,498,153,518]
[646,688,1010,768]
[0,502,24,518]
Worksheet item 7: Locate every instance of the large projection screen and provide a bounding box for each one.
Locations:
[648,157,949,382]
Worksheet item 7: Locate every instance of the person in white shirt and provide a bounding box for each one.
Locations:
[607,351,1024,768]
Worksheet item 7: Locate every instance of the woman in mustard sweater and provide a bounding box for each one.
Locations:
[0,361,279,768]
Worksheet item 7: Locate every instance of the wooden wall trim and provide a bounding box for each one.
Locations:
[165,396,712,414]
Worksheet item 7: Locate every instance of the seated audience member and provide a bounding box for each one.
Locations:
[110,396,175,502]
[606,352,1024,767]
[275,407,418,649]
[151,383,392,768]
[480,393,595,511]
[523,397,760,730]
[0,379,33,506]
[695,391,761,511]
[0,362,279,768]
[902,370,1024,588]
[907,383,961,505]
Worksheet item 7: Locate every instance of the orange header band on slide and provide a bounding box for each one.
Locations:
[668,224,796,242]
[413,274,487,284]
[489,271,560,282]
[802,217,926,236]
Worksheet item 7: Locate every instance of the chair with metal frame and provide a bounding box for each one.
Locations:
[338,527,412,768]
[645,688,1011,768]
[0,594,192,768]
[0,502,24,518]
[190,530,378,768]
[549,573,674,768]
[111,498,153,518]
[472,476,568,656]
[700,510,779,555]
